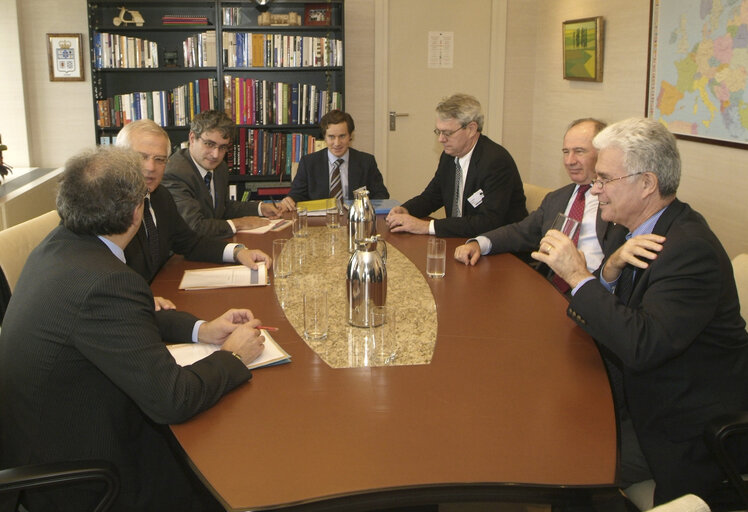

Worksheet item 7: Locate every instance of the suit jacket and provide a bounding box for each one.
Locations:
[486,182,623,259]
[288,147,389,202]
[125,184,228,282]
[162,148,261,238]
[401,134,527,238]
[568,199,748,504]
[0,225,252,511]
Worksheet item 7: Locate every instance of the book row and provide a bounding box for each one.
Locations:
[223,76,343,126]
[226,129,320,177]
[222,32,342,68]
[93,32,159,69]
[95,78,217,128]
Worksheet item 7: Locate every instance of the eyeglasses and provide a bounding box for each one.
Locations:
[198,136,232,152]
[591,172,644,190]
[433,124,466,138]
[138,152,168,165]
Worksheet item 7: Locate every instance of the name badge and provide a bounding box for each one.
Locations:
[467,189,484,208]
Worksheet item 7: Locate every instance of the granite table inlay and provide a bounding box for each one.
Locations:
[273,226,437,368]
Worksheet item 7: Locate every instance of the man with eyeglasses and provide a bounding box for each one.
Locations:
[385,93,526,237]
[533,117,748,507]
[115,120,271,308]
[162,110,281,238]
[453,118,626,293]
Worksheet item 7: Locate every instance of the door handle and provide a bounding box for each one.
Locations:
[389,111,409,131]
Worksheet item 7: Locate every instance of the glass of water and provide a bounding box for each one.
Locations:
[426,238,446,278]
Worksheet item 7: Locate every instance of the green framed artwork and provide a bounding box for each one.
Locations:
[562,16,604,82]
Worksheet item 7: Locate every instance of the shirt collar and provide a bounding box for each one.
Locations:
[628,206,669,239]
[327,149,349,165]
[97,235,126,263]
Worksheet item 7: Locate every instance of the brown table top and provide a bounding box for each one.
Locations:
[153,217,617,511]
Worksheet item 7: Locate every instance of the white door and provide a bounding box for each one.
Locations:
[376,0,507,208]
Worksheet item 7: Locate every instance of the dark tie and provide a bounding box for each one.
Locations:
[204,172,213,204]
[614,233,636,304]
[142,197,160,268]
[452,157,462,217]
[329,158,343,200]
[551,184,591,293]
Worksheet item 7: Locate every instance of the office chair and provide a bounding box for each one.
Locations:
[0,210,59,324]
[0,460,120,511]
[522,182,552,213]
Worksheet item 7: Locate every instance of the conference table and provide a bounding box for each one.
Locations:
[152,216,619,511]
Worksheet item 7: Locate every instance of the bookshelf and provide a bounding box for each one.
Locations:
[87,0,344,198]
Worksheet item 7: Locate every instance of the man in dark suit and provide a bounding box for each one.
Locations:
[0,146,267,511]
[162,110,281,238]
[116,120,271,309]
[279,110,389,212]
[534,117,748,506]
[454,118,625,291]
[386,93,526,238]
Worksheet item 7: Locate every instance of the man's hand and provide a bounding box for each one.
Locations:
[154,296,176,311]
[454,241,482,266]
[278,196,296,213]
[236,248,272,270]
[198,308,255,345]
[531,229,592,289]
[220,321,265,365]
[260,202,281,219]
[386,207,430,234]
[233,216,270,231]
[601,234,665,283]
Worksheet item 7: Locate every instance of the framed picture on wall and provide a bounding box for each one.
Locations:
[47,33,85,82]
[562,16,604,82]
[646,0,748,148]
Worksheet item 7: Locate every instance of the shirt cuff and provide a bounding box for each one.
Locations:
[428,219,435,235]
[192,320,206,343]
[471,235,492,255]
[223,243,239,262]
[571,276,595,296]
[226,219,237,234]
[257,202,264,217]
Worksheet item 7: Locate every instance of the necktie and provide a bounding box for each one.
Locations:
[204,172,213,205]
[452,157,462,217]
[142,197,160,268]
[551,184,591,293]
[329,158,343,200]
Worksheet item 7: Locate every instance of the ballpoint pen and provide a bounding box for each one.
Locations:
[258,325,279,331]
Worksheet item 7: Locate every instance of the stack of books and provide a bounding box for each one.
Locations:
[162,14,209,26]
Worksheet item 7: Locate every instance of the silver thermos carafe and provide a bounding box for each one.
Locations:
[346,235,387,327]
[348,186,376,253]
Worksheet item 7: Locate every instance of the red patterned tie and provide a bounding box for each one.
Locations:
[551,184,590,293]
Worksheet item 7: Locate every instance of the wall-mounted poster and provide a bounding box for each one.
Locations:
[646,0,748,148]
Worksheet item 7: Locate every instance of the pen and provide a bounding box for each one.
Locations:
[258,325,279,332]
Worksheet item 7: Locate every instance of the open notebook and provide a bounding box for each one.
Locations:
[167,329,290,370]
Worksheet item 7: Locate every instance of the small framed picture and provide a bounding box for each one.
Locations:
[304,4,332,26]
[562,16,604,82]
[47,33,85,81]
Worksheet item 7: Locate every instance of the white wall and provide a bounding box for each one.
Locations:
[16,0,94,168]
[0,0,31,167]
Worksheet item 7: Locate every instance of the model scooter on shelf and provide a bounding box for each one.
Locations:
[113,7,145,27]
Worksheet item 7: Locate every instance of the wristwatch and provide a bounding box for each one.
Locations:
[233,244,246,262]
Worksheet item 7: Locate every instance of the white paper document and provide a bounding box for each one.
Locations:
[238,218,291,234]
[179,263,267,290]
[168,329,291,370]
